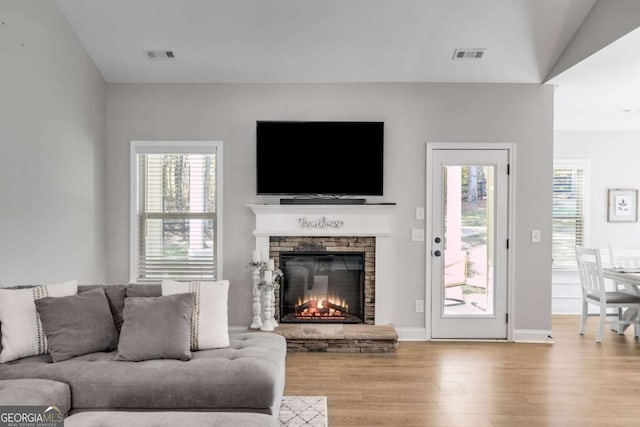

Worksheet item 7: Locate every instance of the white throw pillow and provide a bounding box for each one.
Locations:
[0,280,78,363]
[162,280,229,350]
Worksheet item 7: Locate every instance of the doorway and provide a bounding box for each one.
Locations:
[427,146,512,339]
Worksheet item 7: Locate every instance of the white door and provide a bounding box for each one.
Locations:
[430,149,510,339]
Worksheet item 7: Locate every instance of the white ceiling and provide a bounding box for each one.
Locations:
[54,0,640,131]
[55,0,595,84]
[551,27,640,131]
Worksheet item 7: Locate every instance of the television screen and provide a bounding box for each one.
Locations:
[256,121,384,195]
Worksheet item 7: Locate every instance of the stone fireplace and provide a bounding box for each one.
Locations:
[249,204,394,326]
[270,237,375,324]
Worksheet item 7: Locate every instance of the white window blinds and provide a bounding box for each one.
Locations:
[132,143,221,282]
[552,164,585,270]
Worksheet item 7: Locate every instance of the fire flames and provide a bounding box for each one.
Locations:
[294,295,349,318]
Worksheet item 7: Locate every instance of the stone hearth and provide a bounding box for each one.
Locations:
[271,324,398,353]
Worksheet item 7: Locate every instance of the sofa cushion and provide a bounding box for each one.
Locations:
[162,280,230,350]
[0,333,286,416]
[0,280,78,363]
[65,411,280,427]
[35,288,118,362]
[78,285,127,332]
[0,379,71,415]
[116,294,193,362]
[125,285,162,298]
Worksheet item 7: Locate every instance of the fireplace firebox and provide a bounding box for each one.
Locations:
[279,252,365,323]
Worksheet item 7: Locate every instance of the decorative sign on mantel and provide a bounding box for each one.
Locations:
[298,216,344,229]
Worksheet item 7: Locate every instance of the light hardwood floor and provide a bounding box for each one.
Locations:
[284,315,640,426]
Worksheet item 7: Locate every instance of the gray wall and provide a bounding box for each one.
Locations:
[0,1,106,284]
[106,83,553,331]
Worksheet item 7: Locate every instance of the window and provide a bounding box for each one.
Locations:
[130,142,223,282]
[552,160,587,270]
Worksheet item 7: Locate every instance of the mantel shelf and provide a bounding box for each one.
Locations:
[248,204,395,237]
[247,203,396,211]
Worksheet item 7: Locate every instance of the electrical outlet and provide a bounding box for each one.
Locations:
[415,299,424,312]
[531,229,541,243]
[416,207,425,221]
[411,228,425,241]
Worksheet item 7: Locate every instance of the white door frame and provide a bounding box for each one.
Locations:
[425,142,516,341]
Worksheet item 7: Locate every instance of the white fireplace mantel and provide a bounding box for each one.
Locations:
[248,204,395,325]
[248,204,394,237]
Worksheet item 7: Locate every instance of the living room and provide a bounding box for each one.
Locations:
[1,1,640,426]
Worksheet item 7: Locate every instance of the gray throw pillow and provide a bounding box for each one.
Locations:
[34,288,119,362]
[79,285,127,332]
[116,293,193,362]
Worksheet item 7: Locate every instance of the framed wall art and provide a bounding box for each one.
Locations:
[608,189,638,222]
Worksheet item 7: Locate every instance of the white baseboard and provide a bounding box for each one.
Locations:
[513,329,554,343]
[395,327,427,341]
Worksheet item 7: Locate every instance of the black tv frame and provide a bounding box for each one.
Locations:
[256,121,384,197]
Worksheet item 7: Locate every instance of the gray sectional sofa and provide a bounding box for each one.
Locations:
[0,284,287,426]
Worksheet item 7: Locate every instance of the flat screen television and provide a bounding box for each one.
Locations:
[256,121,384,195]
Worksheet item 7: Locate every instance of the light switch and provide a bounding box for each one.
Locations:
[416,207,425,221]
[411,228,425,241]
[531,229,541,243]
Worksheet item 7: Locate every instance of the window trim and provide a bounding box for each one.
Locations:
[552,159,589,271]
[129,141,224,283]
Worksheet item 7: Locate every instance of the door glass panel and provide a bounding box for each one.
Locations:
[443,165,495,316]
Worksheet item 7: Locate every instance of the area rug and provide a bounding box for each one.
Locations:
[279,396,328,427]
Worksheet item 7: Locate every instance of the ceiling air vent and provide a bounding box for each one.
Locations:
[452,49,486,60]
[145,50,175,60]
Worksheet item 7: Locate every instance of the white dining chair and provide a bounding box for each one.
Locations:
[609,245,640,269]
[608,246,640,333]
[576,246,640,342]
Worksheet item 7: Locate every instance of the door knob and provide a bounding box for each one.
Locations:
[434,237,441,243]
[434,250,442,257]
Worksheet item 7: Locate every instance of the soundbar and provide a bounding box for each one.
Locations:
[280,198,367,205]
